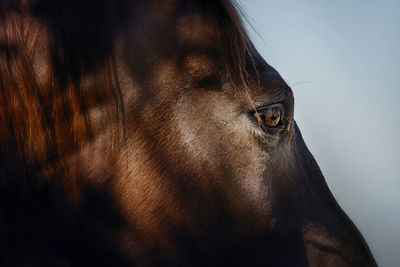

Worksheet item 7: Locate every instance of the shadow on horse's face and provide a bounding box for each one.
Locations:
[0,0,376,266]
[97,1,376,265]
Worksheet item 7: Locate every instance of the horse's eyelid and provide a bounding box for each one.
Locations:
[255,103,285,111]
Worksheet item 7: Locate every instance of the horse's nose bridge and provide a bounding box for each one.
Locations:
[298,185,378,266]
[302,211,378,266]
[296,157,378,265]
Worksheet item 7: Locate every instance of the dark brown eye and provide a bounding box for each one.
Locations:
[254,104,284,128]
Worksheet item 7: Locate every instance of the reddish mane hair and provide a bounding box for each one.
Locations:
[0,0,122,166]
[0,0,253,168]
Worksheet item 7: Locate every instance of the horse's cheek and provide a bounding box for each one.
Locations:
[168,91,276,231]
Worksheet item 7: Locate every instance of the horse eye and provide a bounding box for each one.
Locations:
[254,104,284,128]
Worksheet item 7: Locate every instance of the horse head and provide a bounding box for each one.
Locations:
[0,0,377,266]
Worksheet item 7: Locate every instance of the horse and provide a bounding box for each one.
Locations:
[0,0,377,266]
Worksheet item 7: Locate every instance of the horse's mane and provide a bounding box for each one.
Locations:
[0,0,254,168]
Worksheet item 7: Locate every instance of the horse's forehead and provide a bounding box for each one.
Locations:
[184,53,216,77]
[150,54,215,85]
[177,14,218,47]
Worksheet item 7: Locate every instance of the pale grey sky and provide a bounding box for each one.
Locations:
[240,1,400,266]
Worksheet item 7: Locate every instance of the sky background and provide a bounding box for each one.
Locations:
[240,1,400,266]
